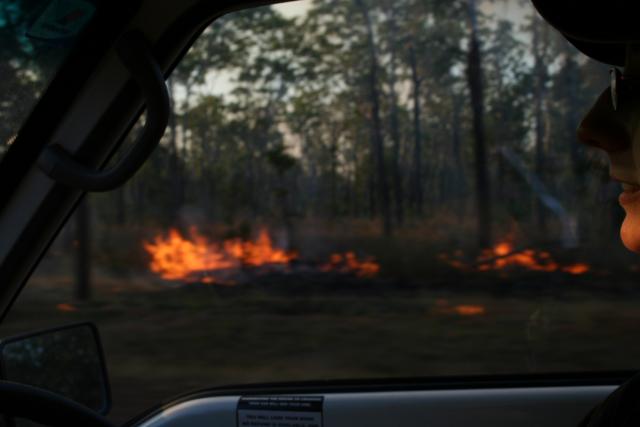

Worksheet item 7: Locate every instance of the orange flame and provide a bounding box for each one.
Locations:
[440,239,590,275]
[223,229,296,267]
[320,251,380,278]
[433,299,486,316]
[143,228,381,283]
[478,241,559,272]
[56,303,77,312]
[143,228,297,282]
[561,263,590,275]
[454,305,486,316]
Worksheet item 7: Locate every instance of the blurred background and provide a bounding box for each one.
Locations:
[2,0,637,423]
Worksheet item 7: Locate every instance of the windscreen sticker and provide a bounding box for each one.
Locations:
[237,396,323,427]
[27,0,95,42]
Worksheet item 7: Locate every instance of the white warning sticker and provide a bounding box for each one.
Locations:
[237,396,323,427]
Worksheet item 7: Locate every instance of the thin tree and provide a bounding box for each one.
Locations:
[465,0,492,247]
[385,4,405,226]
[355,0,392,235]
[407,41,424,215]
[531,14,549,231]
[74,197,91,301]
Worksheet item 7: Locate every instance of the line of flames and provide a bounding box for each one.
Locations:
[434,299,486,316]
[56,299,485,316]
[438,240,590,275]
[143,227,380,283]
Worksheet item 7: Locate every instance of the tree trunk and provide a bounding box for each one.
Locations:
[532,16,548,231]
[451,95,466,215]
[408,43,424,215]
[74,197,91,301]
[387,12,404,226]
[466,0,492,248]
[168,78,182,222]
[180,84,193,200]
[356,0,392,235]
[115,186,126,225]
[491,56,506,202]
[132,174,144,224]
[330,125,338,217]
[200,126,216,218]
[563,50,584,191]
[368,138,377,218]
[451,96,464,190]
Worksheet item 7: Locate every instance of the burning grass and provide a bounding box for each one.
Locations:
[143,227,297,282]
[320,252,380,278]
[438,239,591,276]
[55,303,77,312]
[143,227,381,285]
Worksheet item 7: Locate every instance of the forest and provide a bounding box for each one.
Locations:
[89,0,618,258]
[0,0,622,265]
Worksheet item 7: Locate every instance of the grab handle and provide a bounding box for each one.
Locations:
[37,31,170,192]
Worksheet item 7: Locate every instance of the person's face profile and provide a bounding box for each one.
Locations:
[578,46,640,252]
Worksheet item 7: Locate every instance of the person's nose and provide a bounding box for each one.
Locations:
[577,88,632,153]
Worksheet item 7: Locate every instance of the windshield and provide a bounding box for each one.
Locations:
[2,0,635,423]
[0,0,95,158]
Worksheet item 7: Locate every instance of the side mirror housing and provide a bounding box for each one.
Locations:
[0,322,111,415]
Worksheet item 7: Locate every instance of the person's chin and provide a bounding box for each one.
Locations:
[620,203,640,252]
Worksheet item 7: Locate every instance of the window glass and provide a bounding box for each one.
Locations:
[3,0,632,423]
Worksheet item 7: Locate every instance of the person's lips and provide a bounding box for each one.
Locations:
[617,179,640,205]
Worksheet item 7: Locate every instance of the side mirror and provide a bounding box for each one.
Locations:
[0,322,111,415]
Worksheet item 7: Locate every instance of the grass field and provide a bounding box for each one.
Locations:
[2,266,640,423]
